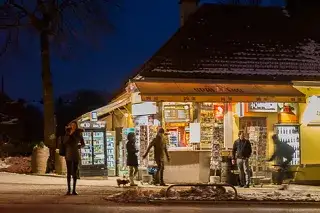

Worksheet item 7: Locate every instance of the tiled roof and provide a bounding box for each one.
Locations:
[137,4,320,81]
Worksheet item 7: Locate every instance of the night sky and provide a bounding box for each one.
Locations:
[0,0,284,102]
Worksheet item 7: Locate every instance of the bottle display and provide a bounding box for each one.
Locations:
[276,125,300,165]
[93,132,105,165]
[239,117,268,176]
[106,131,115,169]
[81,131,93,165]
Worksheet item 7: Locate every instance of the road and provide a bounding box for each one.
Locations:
[0,204,320,213]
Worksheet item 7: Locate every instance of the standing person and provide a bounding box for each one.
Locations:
[126,132,139,186]
[232,131,252,188]
[143,128,170,186]
[268,134,294,186]
[64,121,85,195]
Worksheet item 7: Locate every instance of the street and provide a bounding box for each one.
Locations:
[1,204,320,213]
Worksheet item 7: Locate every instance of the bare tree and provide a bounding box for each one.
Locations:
[0,0,119,172]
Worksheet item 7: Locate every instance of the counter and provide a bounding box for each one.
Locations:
[163,150,211,183]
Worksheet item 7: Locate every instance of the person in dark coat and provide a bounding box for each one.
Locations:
[268,134,295,186]
[126,132,139,186]
[64,121,85,195]
[143,128,170,186]
[232,130,252,188]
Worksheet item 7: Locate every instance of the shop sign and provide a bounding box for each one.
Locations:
[248,102,278,113]
[132,102,157,116]
[278,103,299,124]
[163,105,190,123]
[79,121,106,129]
[193,86,244,93]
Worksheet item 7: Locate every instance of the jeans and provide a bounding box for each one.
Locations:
[155,160,165,184]
[237,158,250,186]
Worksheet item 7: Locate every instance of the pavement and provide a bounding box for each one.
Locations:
[1,172,320,205]
[1,204,320,213]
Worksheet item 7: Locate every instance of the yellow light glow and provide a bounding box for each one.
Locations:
[301,96,320,125]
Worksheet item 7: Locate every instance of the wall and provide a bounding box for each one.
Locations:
[164,150,211,183]
[232,104,278,159]
[299,103,320,165]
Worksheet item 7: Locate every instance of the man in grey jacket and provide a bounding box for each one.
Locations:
[232,131,252,188]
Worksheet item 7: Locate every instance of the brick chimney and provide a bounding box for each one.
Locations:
[179,0,199,26]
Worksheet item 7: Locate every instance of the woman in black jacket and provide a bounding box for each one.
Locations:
[126,132,139,186]
[64,121,85,195]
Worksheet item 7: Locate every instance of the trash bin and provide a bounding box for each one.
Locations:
[221,156,231,183]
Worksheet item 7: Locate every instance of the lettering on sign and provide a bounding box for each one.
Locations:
[79,121,106,129]
[80,122,90,128]
[248,102,278,112]
[193,86,244,93]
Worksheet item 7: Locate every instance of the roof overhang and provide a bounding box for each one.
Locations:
[133,80,306,103]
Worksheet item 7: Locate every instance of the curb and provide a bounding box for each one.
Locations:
[148,199,320,207]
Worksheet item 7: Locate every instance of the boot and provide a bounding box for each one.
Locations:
[66,177,71,195]
[129,177,137,186]
[72,178,78,195]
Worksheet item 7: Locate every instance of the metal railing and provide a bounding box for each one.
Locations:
[165,183,238,200]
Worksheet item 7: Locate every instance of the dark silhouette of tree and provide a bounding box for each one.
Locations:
[0,0,119,172]
[55,90,110,137]
[1,94,43,156]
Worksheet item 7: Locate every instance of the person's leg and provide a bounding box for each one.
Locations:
[133,166,139,182]
[243,159,251,187]
[159,160,166,185]
[129,166,137,186]
[72,161,79,195]
[237,159,245,187]
[66,160,72,195]
[155,160,161,185]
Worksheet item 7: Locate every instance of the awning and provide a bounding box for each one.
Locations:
[78,92,131,122]
[134,81,306,103]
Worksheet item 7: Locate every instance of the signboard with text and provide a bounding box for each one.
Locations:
[79,121,106,129]
[248,102,278,113]
[163,105,190,123]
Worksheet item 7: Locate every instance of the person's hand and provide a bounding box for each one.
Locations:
[232,159,235,165]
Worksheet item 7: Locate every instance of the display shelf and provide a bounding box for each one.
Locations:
[276,125,300,165]
[106,132,115,169]
[93,132,105,165]
[81,132,93,165]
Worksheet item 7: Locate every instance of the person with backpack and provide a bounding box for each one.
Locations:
[143,128,170,186]
[268,134,295,186]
